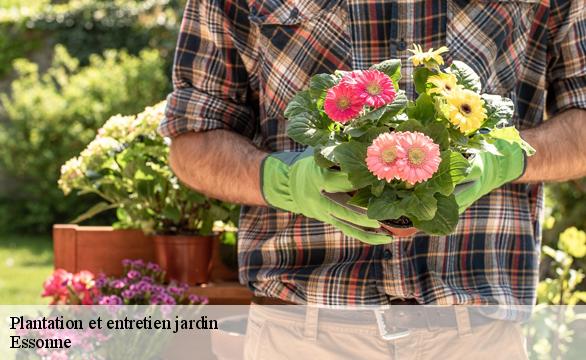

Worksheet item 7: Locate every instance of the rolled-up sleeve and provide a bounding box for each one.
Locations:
[546,0,586,116]
[159,0,257,139]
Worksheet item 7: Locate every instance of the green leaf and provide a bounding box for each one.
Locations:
[286,112,330,147]
[343,125,368,138]
[371,180,386,197]
[357,105,390,122]
[359,126,391,143]
[395,119,424,133]
[379,91,409,123]
[333,140,377,188]
[411,194,459,235]
[423,151,469,196]
[208,203,231,222]
[448,127,469,147]
[285,90,331,146]
[367,189,406,220]
[413,67,433,94]
[481,94,514,128]
[320,141,339,162]
[309,73,338,98]
[370,59,402,88]
[347,188,372,208]
[284,90,314,118]
[449,61,481,93]
[406,93,435,124]
[404,189,437,221]
[489,126,536,156]
[423,122,449,150]
[314,148,336,168]
[162,205,182,222]
[70,202,119,224]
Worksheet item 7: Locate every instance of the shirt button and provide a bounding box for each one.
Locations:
[290,7,299,19]
[397,39,407,51]
[383,249,392,260]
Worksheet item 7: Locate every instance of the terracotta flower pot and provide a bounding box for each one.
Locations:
[52,225,155,276]
[210,234,239,282]
[379,222,418,237]
[379,216,418,237]
[154,234,213,285]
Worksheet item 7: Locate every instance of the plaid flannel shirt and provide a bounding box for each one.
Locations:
[159,0,586,305]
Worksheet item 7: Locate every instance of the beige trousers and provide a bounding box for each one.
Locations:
[243,304,528,360]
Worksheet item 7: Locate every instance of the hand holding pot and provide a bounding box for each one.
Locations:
[454,139,527,213]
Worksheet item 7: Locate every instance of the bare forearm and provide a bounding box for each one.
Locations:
[169,130,268,205]
[518,109,586,182]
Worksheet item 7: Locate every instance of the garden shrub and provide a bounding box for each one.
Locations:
[0,0,183,77]
[0,45,169,233]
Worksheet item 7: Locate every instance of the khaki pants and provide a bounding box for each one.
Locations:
[243,304,528,360]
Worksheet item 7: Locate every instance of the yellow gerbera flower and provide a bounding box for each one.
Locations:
[408,44,449,70]
[445,88,487,134]
[427,73,458,95]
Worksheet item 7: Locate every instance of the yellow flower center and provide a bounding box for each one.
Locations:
[337,97,350,110]
[366,82,381,96]
[381,149,397,163]
[408,148,426,165]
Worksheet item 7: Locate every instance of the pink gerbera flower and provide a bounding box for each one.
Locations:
[395,132,441,184]
[324,83,364,123]
[339,71,360,85]
[353,69,396,108]
[366,132,405,182]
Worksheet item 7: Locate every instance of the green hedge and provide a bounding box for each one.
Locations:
[0,0,183,77]
[0,45,169,233]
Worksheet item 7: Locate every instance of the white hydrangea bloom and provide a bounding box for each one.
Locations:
[98,114,134,141]
[58,157,86,195]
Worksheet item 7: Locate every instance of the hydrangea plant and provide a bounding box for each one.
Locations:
[285,45,534,235]
[59,102,238,235]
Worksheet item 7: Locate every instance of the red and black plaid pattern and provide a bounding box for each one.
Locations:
[160,0,586,305]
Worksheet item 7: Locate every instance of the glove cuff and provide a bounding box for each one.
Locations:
[260,153,299,212]
[497,140,527,185]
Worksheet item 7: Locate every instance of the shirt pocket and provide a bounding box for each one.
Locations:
[248,0,351,150]
[446,0,541,95]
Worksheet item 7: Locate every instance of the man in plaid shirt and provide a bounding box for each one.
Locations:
[159,0,586,307]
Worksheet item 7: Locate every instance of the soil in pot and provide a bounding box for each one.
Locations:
[154,235,213,285]
[379,216,418,237]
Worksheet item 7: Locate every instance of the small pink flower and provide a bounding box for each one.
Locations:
[395,132,441,184]
[324,83,364,123]
[42,269,73,303]
[366,132,405,182]
[72,270,95,291]
[353,69,396,108]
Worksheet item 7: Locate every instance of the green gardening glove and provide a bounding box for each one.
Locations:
[261,148,393,245]
[454,139,527,213]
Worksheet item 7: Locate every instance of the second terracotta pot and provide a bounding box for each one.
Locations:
[154,234,213,285]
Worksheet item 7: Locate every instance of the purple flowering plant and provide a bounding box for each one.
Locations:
[96,259,208,305]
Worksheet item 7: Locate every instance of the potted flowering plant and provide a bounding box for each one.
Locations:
[285,45,534,237]
[42,259,208,306]
[38,260,208,359]
[58,102,238,284]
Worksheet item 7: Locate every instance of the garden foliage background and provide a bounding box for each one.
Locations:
[0,1,584,306]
